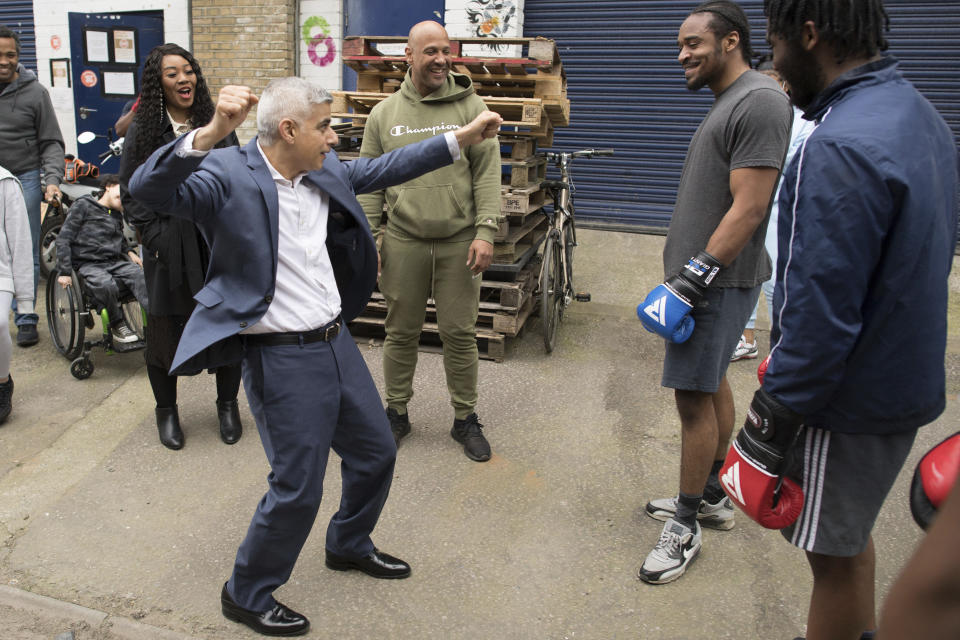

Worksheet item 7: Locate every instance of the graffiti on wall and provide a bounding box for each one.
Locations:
[302,16,337,67]
[465,0,517,52]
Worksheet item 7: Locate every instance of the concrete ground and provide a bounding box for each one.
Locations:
[1,229,958,640]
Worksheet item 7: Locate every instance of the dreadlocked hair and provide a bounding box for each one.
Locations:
[691,1,754,64]
[764,0,889,64]
[131,43,215,167]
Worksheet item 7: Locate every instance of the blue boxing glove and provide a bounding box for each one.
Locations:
[637,250,723,343]
[638,284,696,342]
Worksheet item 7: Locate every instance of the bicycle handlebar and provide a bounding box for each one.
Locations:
[572,148,614,157]
[538,148,615,163]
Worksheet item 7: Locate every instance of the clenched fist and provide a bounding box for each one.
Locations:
[194,85,259,151]
[454,110,503,147]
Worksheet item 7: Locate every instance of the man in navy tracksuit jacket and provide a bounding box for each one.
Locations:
[720,2,959,639]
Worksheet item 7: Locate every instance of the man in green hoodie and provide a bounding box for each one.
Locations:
[359,21,501,462]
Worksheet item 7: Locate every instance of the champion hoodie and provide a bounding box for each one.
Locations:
[358,71,501,243]
[0,64,65,185]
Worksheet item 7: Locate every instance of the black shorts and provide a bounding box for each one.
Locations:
[780,427,917,556]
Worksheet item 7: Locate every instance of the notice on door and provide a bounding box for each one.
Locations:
[113,29,137,64]
[103,71,136,96]
[85,30,110,63]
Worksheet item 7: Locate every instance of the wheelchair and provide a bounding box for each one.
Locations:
[46,268,146,379]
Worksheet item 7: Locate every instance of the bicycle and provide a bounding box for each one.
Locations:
[536,147,614,353]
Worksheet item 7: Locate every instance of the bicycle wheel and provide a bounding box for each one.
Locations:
[540,233,563,353]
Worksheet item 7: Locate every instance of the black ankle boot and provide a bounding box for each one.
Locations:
[217,399,242,444]
[0,374,13,425]
[156,405,184,450]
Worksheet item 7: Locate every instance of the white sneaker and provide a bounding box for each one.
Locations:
[730,335,758,361]
[110,323,140,344]
[645,494,735,530]
[638,518,702,584]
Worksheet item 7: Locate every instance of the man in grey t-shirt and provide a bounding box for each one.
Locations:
[636,0,791,585]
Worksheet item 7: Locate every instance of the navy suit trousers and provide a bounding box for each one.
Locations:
[226,325,396,611]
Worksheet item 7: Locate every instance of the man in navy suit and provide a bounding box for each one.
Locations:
[129,77,501,637]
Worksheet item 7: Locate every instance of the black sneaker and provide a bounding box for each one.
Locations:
[386,408,410,446]
[0,374,13,425]
[450,413,491,462]
[16,324,38,347]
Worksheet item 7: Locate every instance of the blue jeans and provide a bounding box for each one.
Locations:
[11,169,40,326]
[744,277,775,331]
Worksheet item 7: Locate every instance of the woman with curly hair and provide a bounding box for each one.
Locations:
[119,43,243,450]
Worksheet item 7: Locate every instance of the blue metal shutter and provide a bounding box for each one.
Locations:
[523,0,960,231]
[0,1,36,74]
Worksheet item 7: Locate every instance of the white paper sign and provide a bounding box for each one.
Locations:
[103,71,136,96]
[85,30,109,63]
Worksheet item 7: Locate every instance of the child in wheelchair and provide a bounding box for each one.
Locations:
[0,165,34,423]
[55,174,148,350]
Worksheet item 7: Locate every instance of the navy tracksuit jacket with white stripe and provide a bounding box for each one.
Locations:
[764,57,958,435]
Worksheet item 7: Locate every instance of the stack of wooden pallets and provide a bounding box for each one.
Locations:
[334,36,570,361]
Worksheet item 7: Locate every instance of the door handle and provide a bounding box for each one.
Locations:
[79,106,98,120]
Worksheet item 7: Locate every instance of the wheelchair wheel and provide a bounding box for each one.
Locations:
[122,299,146,341]
[39,211,65,279]
[70,357,95,380]
[46,270,85,360]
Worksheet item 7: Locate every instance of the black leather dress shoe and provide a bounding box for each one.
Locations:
[221,583,309,636]
[325,547,411,579]
[217,399,243,444]
[155,406,184,450]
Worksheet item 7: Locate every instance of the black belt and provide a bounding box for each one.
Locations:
[245,319,341,346]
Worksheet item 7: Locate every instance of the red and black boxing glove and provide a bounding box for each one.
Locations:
[757,353,770,385]
[720,388,805,529]
[910,432,960,530]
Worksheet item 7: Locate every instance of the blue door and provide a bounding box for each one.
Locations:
[343,0,443,90]
[68,11,164,169]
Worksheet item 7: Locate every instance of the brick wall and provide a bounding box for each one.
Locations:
[192,0,297,143]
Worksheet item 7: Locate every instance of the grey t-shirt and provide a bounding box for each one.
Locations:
[663,70,792,287]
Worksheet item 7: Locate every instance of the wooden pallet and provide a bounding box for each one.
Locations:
[493,214,548,263]
[354,72,569,127]
[502,183,549,215]
[348,257,539,362]
[502,155,546,188]
[501,137,537,160]
[331,91,553,138]
[343,35,562,72]
[349,316,507,362]
[342,36,569,128]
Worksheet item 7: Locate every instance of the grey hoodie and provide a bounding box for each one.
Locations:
[0,167,35,314]
[0,64,64,185]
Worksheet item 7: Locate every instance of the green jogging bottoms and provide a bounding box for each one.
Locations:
[379,231,481,419]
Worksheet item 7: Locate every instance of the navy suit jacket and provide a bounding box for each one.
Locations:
[129,133,453,375]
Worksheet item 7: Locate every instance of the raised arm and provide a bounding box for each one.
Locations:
[348,110,502,196]
[128,86,256,220]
